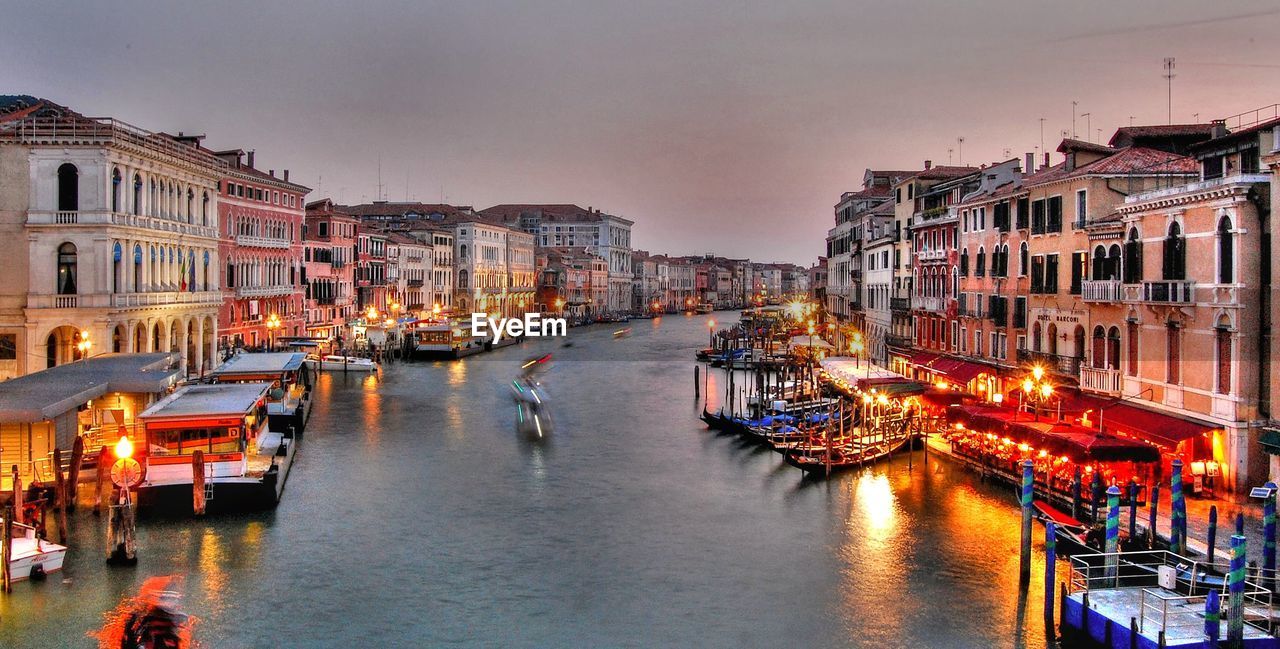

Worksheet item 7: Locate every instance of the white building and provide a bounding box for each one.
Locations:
[481,204,635,313]
[386,233,432,312]
[0,97,222,378]
[450,216,535,318]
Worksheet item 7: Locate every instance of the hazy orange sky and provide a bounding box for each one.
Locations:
[4,0,1279,263]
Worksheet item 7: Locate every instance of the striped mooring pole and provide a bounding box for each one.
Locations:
[1265,481,1277,591]
[1204,589,1220,648]
[1207,505,1219,565]
[1105,485,1121,582]
[1044,521,1056,630]
[1228,534,1246,645]
[1020,459,1034,583]
[1171,459,1187,555]
[1127,481,1138,540]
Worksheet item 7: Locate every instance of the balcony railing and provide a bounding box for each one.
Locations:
[915,296,943,313]
[885,334,914,349]
[1081,279,1122,303]
[890,297,911,313]
[26,211,219,239]
[406,279,424,287]
[113,290,223,307]
[1080,366,1122,395]
[236,234,292,249]
[1136,281,1195,304]
[917,249,947,262]
[1016,348,1083,377]
[235,285,297,298]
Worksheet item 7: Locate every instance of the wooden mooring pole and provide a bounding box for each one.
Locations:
[192,450,206,516]
[1207,505,1219,565]
[94,447,109,515]
[67,436,84,511]
[693,366,700,400]
[52,447,68,545]
[1,504,12,593]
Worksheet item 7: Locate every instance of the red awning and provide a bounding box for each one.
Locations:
[947,404,1161,463]
[932,357,991,384]
[1066,391,1220,448]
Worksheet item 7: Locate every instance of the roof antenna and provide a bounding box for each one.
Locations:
[376,155,384,201]
[957,136,964,165]
[1163,57,1176,125]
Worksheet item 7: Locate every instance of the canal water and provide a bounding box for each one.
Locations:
[1,314,1057,648]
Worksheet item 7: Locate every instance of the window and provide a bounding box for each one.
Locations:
[111,168,122,212]
[1123,228,1143,283]
[1107,326,1121,370]
[1218,216,1234,284]
[1016,197,1030,230]
[1045,254,1059,293]
[1204,155,1225,179]
[1162,222,1185,280]
[56,242,77,294]
[1216,316,1232,394]
[960,249,969,276]
[1047,196,1062,233]
[0,334,14,360]
[1014,296,1027,328]
[1242,148,1261,174]
[458,269,469,289]
[960,327,968,352]
[1075,190,1087,227]
[976,247,986,277]
[1166,323,1181,384]
[1031,199,1046,234]
[1070,251,1086,294]
[1030,256,1045,293]
[57,163,79,212]
[994,201,1010,232]
[1019,242,1029,276]
[1127,321,1139,377]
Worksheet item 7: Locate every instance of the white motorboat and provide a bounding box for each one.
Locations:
[308,355,379,372]
[5,519,67,581]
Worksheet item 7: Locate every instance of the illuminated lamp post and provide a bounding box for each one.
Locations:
[1019,365,1054,422]
[75,330,92,360]
[707,319,716,347]
[107,436,141,565]
[265,313,281,351]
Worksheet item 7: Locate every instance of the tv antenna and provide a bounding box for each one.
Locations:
[1163,57,1176,124]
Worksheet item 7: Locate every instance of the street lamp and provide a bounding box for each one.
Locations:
[707,318,716,347]
[1020,365,1054,421]
[265,313,282,351]
[107,434,140,565]
[75,330,92,360]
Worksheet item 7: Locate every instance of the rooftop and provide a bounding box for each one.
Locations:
[140,382,271,420]
[210,352,307,377]
[0,353,180,424]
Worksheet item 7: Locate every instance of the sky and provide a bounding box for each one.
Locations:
[3,0,1280,264]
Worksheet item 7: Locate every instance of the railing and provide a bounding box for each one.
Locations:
[890,297,911,313]
[3,115,229,170]
[1127,174,1271,204]
[112,290,223,307]
[1081,279,1122,302]
[916,296,943,313]
[406,279,424,287]
[885,334,913,349]
[236,285,296,298]
[27,210,216,238]
[917,249,947,262]
[919,206,949,220]
[236,234,292,249]
[1017,348,1082,376]
[1137,280,1195,304]
[1080,366,1122,395]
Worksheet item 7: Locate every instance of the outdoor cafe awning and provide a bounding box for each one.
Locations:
[788,335,835,350]
[948,404,1161,463]
[1065,391,1220,449]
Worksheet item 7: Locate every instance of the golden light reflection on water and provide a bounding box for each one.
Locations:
[197,528,227,617]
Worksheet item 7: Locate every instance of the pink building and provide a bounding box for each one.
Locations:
[303,199,359,345]
[213,150,308,351]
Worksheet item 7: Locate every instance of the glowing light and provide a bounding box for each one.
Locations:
[1060,456,1070,463]
[1040,383,1053,398]
[934,380,948,390]
[1038,450,1048,458]
[1022,379,1034,394]
[1084,465,1094,473]
[876,394,889,405]
[708,319,715,329]
[114,435,133,460]
[366,306,379,321]
[1032,365,1045,381]
[992,393,1004,404]
[1018,443,1030,453]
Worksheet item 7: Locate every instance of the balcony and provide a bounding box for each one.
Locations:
[1079,366,1122,395]
[1081,279,1122,303]
[235,285,296,298]
[27,211,218,239]
[1135,281,1195,304]
[236,234,292,249]
[917,249,947,262]
[915,296,943,313]
[1016,348,1083,377]
[890,297,911,313]
[885,334,914,349]
[113,291,223,308]
[406,279,424,287]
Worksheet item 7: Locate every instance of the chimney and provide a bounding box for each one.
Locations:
[247,151,256,169]
[924,160,932,170]
[284,170,290,182]
[269,169,275,177]
[1043,152,1050,169]
[1025,152,1034,175]
[1211,119,1228,139]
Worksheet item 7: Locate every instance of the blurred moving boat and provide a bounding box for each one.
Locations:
[3,518,66,581]
[97,576,193,649]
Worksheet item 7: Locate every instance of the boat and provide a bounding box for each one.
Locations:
[414,317,486,359]
[3,518,66,581]
[135,383,295,513]
[1032,500,1095,556]
[96,576,193,649]
[208,352,313,435]
[307,354,379,372]
[696,304,714,314]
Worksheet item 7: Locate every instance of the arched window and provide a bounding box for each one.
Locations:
[1047,323,1058,355]
[1218,216,1234,284]
[202,192,210,225]
[203,251,211,291]
[133,244,143,291]
[976,246,986,277]
[959,248,969,276]
[112,241,122,293]
[458,269,469,289]
[56,242,77,294]
[1106,244,1122,280]
[1216,315,1232,394]
[1162,222,1185,280]
[1123,227,1142,283]
[459,244,468,262]
[1019,241,1029,276]
[188,251,196,292]
[1107,326,1121,370]
[133,174,143,215]
[57,163,79,212]
[1092,245,1107,279]
[1033,321,1043,352]
[187,189,194,223]
[1091,325,1106,368]
[111,168,122,212]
